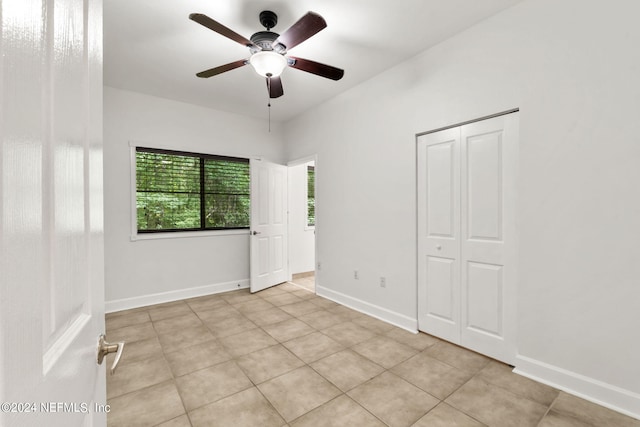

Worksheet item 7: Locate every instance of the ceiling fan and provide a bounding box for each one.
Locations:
[189,10,344,99]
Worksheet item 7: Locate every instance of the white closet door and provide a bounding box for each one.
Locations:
[460,114,518,364]
[417,127,461,344]
[417,112,518,365]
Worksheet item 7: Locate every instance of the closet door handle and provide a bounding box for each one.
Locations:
[252,231,261,235]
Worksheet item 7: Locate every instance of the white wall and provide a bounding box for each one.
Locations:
[288,161,315,275]
[104,87,285,310]
[284,0,640,418]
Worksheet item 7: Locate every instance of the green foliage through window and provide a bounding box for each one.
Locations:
[307,165,315,227]
[136,147,249,232]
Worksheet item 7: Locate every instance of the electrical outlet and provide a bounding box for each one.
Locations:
[317,262,321,271]
[380,277,386,288]
[354,270,359,280]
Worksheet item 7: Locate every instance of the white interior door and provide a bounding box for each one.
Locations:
[417,113,518,365]
[417,127,461,344]
[250,159,289,293]
[0,0,106,427]
[0,1,106,426]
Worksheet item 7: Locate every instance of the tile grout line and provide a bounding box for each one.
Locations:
[535,393,562,427]
[252,382,290,425]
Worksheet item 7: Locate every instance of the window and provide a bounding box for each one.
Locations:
[135,147,250,232]
[307,165,315,227]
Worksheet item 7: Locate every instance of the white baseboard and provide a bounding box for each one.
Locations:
[316,285,418,332]
[514,355,640,420]
[105,279,250,313]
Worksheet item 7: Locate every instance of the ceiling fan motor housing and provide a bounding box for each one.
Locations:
[250,11,285,53]
[250,31,286,54]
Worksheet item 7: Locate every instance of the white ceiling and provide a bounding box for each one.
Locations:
[104,0,523,123]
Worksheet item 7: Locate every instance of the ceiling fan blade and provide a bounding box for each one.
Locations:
[288,56,344,81]
[273,12,326,51]
[196,59,247,78]
[189,13,256,48]
[267,76,284,98]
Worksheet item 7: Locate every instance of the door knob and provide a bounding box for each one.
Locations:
[252,231,261,235]
[436,245,442,250]
[97,334,125,375]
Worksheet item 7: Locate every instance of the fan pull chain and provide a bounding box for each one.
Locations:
[267,76,272,132]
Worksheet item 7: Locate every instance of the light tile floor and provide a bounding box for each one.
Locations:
[105,284,640,427]
[289,273,315,293]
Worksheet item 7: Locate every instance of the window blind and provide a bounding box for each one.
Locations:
[136,147,249,232]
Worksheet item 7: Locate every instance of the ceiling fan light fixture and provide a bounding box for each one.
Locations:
[249,51,287,77]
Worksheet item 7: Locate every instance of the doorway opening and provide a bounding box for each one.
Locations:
[290,272,315,292]
[287,156,317,293]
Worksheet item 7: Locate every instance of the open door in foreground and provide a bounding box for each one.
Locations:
[250,158,289,293]
[0,1,110,426]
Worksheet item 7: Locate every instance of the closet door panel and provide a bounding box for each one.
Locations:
[466,130,503,242]
[460,114,518,364]
[417,128,461,344]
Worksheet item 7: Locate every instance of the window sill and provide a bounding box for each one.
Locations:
[131,229,249,242]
